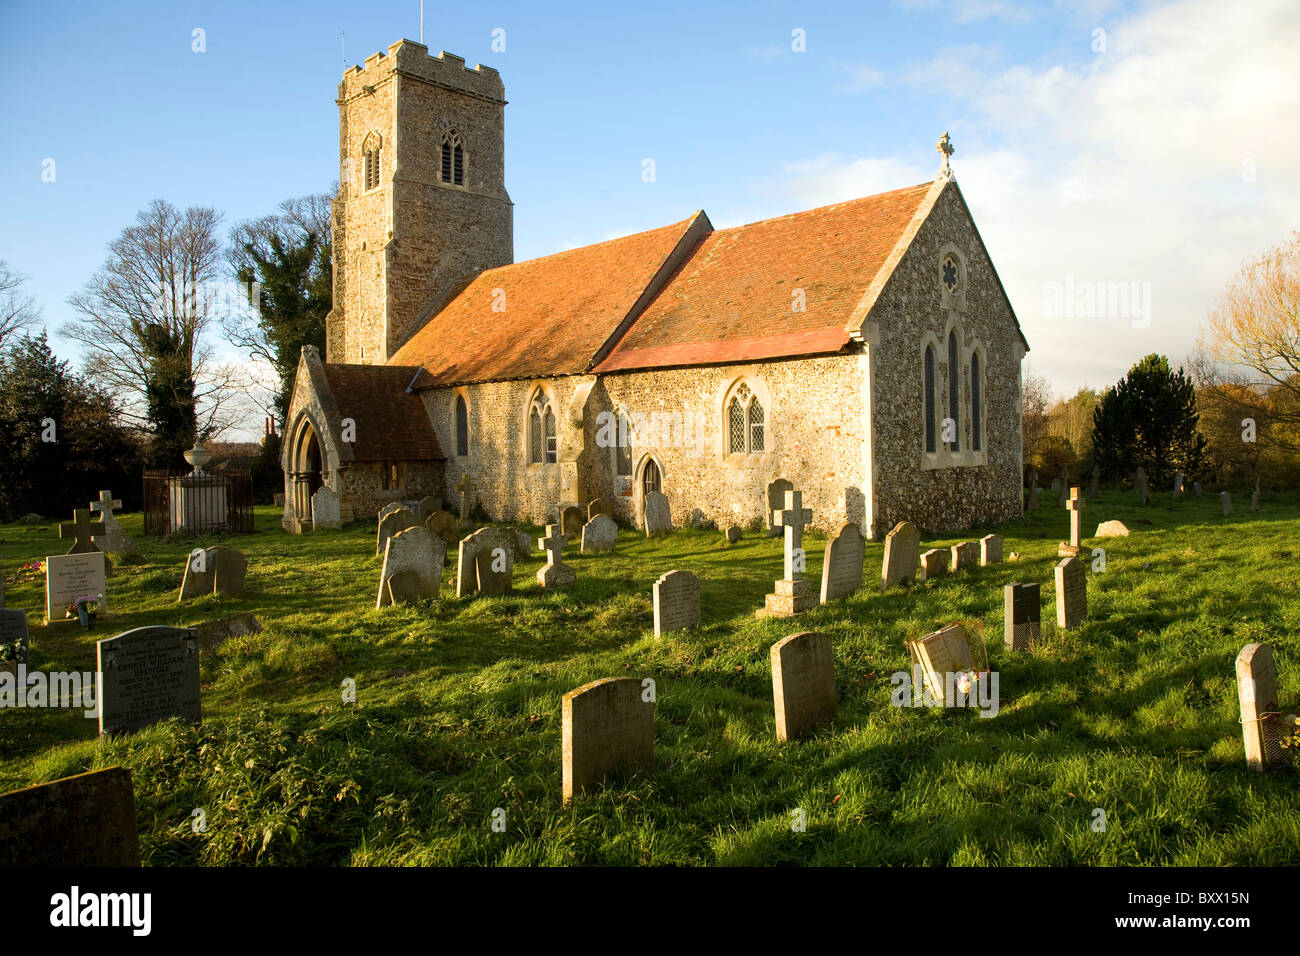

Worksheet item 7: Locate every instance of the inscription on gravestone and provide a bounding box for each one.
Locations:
[819,522,864,604]
[770,632,836,741]
[562,678,654,804]
[0,609,29,664]
[653,570,700,636]
[1054,556,1087,630]
[45,551,107,623]
[881,521,920,591]
[97,627,201,736]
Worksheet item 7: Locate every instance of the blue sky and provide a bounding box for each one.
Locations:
[3,0,1298,437]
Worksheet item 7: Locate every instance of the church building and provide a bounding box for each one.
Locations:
[281,39,1029,539]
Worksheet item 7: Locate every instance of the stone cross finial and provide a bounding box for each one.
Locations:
[59,508,105,555]
[937,131,954,176]
[90,490,122,517]
[773,490,813,581]
[538,524,567,567]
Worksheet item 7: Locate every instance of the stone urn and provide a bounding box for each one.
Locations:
[184,442,213,475]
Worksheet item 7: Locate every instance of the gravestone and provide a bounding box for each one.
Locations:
[724,525,742,545]
[652,570,700,637]
[376,525,444,608]
[880,521,920,591]
[457,474,473,523]
[1236,643,1286,772]
[950,541,977,571]
[311,486,342,530]
[757,489,816,618]
[1193,480,1203,496]
[376,507,419,557]
[377,502,406,523]
[417,496,441,522]
[58,508,105,555]
[980,534,1002,566]
[1003,582,1041,651]
[560,505,584,539]
[475,547,513,595]
[1220,491,1232,516]
[1056,465,1070,509]
[455,527,516,597]
[97,626,201,736]
[1134,467,1151,505]
[1059,487,1086,557]
[1172,471,1184,500]
[212,548,247,597]
[919,548,947,581]
[906,624,983,703]
[511,527,532,560]
[89,490,133,554]
[1026,486,1041,511]
[586,497,612,522]
[562,677,654,804]
[1095,520,1129,537]
[1050,478,1060,493]
[536,524,576,588]
[770,632,836,741]
[819,522,865,604]
[0,768,140,866]
[643,491,672,536]
[1054,556,1087,630]
[765,478,794,537]
[0,609,29,664]
[1088,467,1099,499]
[178,547,246,601]
[580,514,618,553]
[1252,487,1260,512]
[424,509,459,547]
[44,551,107,624]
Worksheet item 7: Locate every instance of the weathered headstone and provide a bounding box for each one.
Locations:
[377,502,406,523]
[642,491,672,536]
[560,505,584,539]
[212,548,247,597]
[44,551,107,624]
[475,547,513,595]
[0,609,29,664]
[179,547,246,601]
[1134,467,1151,505]
[919,548,947,581]
[1236,643,1287,772]
[562,677,653,804]
[765,478,793,537]
[1059,486,1086,557]
[724,525,742,545]
[1193,480,1203,496]
[1095,520,1129,537]
[424,509,459,546]
[880,521,920,591]
[58,508,104,555]
[1172,471,1184,500]
[455,527,516,597]
[0,767,140,866]
[97,626,201,735]
[377,525,444,607]
[457,474,473,523]
[1220,491,1232,516]
[1026,486,1041,511]
[652,570,700,637]
[819,522,865,604]
[580,514,618,553]
[311,486,342,530]
[907,624,983,703]
[536,524,576,588]
[376,507,419,557]
[980,534,1002,566]
[1054,555,1087,629]
[950,541,977,571]
[1003,582,1041,651]
[511,527,532,559]
[417,496,441,522]
[586,497,612,522]
[770,632,836,741]
[89,490,133,554]
[757,489,816,618]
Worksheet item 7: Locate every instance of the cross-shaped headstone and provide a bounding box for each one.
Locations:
[1066,486,1086,548]
[773,490,813,581]
[538,524,567,567]
[59,508,105,555]
[89,490,122,518]
[457,474,472,521]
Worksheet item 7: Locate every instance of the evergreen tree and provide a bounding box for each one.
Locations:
[1092,354,1207,486]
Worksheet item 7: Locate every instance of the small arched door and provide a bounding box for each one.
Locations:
[289,417,325,526]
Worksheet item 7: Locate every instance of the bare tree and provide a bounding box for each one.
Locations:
[63,199,249,441]
[0,261,42,349]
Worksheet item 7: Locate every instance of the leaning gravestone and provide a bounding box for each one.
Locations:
[456,527,516,598]
[580,514,618,553]
[97,626,201,736]
[562,677,654,804]
[1220,491,1233,516]
[907,624,983,704]
[643,491,672,536]
[819,522,865,604]
[919,548,947,581]
[44,551,107,624]
[1003,582,1041,651]
[1236,643,1286,772]
[765,478,794,537]
[0,609,29,665]
[560,505,584,539]
[586,497,612,522]
[980,534,1002,566]
[1054,556,1087,630]
[311,486,342,530]
[652,570,700,637]
[0,767,140,866]
[376,507,419,557]
[424,509,460,547]
[377,526,444,608]
[770,631,836,741]
[950,541,977,571]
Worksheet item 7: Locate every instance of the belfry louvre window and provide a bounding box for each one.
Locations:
[441,131,465,186]
[364,149,380,191]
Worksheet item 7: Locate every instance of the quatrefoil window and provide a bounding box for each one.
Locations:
[942,255,960,293]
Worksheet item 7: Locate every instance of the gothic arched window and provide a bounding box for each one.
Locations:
[947,331,961,452]
[455,394,469,457]
[725,381,766,454]
[924,345,936,454]
[440,130,465,186]
[971,351,982,453]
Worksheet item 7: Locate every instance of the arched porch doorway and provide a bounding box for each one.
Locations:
[287,416,325,529]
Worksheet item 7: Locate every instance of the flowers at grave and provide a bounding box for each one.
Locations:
[11,560,45,584]
[65,593,103,619]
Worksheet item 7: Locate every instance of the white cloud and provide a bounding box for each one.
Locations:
[833,61,887,92]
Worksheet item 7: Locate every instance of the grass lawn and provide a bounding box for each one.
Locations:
[1,489,1298,866]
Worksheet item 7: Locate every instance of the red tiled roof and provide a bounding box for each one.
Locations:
[320,364,443,461]
[389,215,702,384]
[593,183,933,372]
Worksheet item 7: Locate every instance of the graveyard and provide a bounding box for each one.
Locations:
[2,488,1296,866]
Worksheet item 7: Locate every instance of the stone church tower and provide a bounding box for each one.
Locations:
[326,40,513,365]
